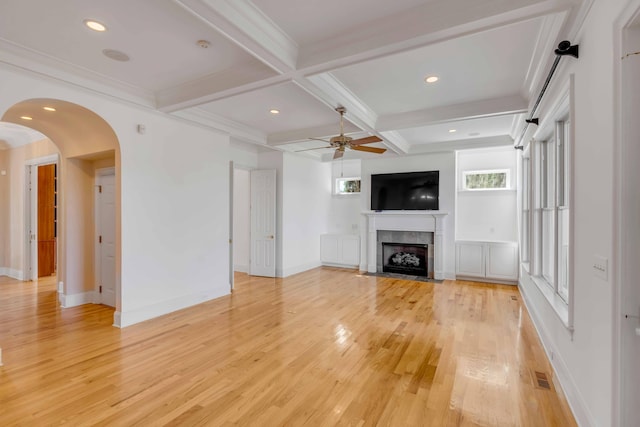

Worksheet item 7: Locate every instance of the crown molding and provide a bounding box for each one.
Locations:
[172,107,267,145]
[522,11,568,101]
[0,38,155,108]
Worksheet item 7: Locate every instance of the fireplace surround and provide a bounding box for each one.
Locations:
[364,211,448,280]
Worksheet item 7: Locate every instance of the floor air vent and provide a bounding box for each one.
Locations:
[534,371,551,389]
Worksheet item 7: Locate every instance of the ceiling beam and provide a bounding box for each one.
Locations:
[298,0,572,73]
[408,135,514,154]
[174,0,298,73]
[376,95,529,132]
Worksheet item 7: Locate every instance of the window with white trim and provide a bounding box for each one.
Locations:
[528,118,571,306]
[521,153,530,264]
[462,169,511,190]
[335,177,361,195]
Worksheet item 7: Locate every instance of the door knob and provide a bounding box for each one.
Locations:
[268,235,274,239]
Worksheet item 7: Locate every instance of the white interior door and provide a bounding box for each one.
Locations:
[250,169,276,277]
[97,171,116,307]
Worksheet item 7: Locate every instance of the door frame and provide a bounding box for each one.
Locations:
[614,2,640,426]
[24,154,59,282]
[94,167,115,304]
[229,162,255,290]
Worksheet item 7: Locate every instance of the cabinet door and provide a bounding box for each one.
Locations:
[456,242,485,277]
[320,235,340,264]
[340,236,360,266]
[486,242,519,280]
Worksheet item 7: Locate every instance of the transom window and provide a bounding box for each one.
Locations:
[463,169,510,190]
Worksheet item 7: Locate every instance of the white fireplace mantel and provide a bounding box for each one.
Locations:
[363,211,448,280]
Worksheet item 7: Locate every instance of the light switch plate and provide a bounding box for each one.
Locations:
[593,255,608,280]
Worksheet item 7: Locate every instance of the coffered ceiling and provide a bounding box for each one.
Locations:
[0,0,588,159]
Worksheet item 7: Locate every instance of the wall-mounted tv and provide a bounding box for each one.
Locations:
[371,170,439,211]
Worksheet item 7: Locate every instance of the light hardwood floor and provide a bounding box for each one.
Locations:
[0,269,576,426]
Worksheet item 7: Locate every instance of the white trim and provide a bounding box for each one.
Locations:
[59,291,95,308]
[279,261,322,278]
[519,277,596,427]
[94,167,116,306]
[233,264,249,273]
[335,177,361,195]
[24,154,59,166]
[114,289,229,328]
[613,3,640,426]
[0,267,24,280]
[462,169,511,191]
[24,154,60,282]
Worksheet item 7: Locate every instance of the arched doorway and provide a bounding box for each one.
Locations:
[0,98,122,316]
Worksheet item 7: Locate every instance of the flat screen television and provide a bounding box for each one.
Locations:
[371,170,439,211]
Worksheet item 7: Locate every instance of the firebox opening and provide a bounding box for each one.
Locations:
[381,242,432,278]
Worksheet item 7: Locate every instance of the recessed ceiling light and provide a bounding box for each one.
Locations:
[425,76,439,83]
[449,129,457,133]
[43,107,56,112]
[269,109,280,115]
[102,49,130,62]
[84,19,107,32]
[20,116,33,121]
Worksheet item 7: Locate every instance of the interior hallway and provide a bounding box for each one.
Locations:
[0,269,576,425]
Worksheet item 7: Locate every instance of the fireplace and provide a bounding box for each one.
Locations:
[382,242,431,277]
[365,211,447,280]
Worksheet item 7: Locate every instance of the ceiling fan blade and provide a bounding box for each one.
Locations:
[333,149,344,160]
[295,145,332,152]
[350,136,383,145]
[352,145,387,154]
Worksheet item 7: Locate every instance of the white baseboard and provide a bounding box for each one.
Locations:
[0,267,24,280]
[279,261,322,278]
[233,264,249,273]
[59,291,95,308]
[519,278,597,427]
[114,288,230,328]
[321,262,359,269]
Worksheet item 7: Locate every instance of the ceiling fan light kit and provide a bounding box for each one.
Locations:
[297,106,386,160]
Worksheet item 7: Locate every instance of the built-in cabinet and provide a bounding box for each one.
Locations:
[320,234,360,267]
[455,240,518,283]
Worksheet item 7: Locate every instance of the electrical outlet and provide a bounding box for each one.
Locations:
[592,255,608,281]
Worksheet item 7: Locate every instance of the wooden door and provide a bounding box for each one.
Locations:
[37,164,56,277]
[250,169,276,277]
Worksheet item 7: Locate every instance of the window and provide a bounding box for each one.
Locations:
[524,116,571,318]
[335,177,361,195]
[462,169,510,190]
[521,153,530,264]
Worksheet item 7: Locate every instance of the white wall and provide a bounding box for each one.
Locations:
[328,159,362,234]
[360,152,456,278]
[0,62,232,327]
[281,152,331,276]
[517,1,629,425]
[456,146,517,241]
[233,168,250,273]
[257,151,332,277]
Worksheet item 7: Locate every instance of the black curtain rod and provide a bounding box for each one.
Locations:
[515,40,579,150]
